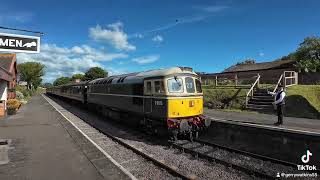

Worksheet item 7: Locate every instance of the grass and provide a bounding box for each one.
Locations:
[203,88,247,110]
[203,84,320,119]
[285,85,320,119]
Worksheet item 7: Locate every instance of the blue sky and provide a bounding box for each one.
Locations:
[1,0,319,82]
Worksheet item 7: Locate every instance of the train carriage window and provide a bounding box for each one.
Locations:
[185,77,195,93]
[146,81,152,94]
[154,81,164,93]
[167,78,183,93]
[195,79,202,93]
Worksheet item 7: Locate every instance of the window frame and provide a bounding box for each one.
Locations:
[185,77,195,93]
[154,80,165,94]
[195,79,202,93]
[144,81,153,95]
[167,77,184,93]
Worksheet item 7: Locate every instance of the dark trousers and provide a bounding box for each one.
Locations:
[276,104,284,124]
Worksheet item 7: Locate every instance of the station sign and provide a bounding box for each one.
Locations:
[0,32,40,53]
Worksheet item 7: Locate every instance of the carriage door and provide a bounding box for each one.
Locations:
[83,86,88,104]
[144,81,153,113]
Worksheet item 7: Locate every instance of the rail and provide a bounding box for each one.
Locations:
[245,74,260,108]
[273,74,284,93]
[170,140,274,179]
[273,71,298,93]
[201,74,256,88]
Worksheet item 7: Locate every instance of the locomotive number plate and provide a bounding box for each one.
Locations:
[155,100,163,106]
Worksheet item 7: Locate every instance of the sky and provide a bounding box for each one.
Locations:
[0,0,319,82]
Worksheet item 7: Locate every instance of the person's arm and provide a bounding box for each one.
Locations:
[274,92,285,105]
[268,91,276,96]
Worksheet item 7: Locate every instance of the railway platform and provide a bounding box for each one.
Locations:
[203,108,320,166]
[0,95,132,180]
[204,108,320,135]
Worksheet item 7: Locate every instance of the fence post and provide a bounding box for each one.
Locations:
[257,74,260,88]
[235,74,238,87]
[215,76,218,87]
[283,72,286,87]
[295,72,298,85]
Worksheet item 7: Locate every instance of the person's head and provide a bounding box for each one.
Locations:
[278,85,284,91]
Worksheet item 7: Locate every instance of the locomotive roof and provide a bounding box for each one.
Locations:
[89,67,197,85]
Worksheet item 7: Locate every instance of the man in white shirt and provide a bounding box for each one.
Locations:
[268,85,286,125]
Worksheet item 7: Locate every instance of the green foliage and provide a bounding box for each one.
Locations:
[84,67,108,81]
[203,88,247,110]
[286,85,320,116]
[53,77,71,86]
[41,83,53,88]
[15,91,24,101]
[15,85,33,98]
[279,36,320,73]
[17,62,45,89]
[235,59,256,66]
[72,73,85,80]
[294,36,320,72]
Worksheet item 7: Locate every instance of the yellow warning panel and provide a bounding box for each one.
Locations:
[168,96,203,118]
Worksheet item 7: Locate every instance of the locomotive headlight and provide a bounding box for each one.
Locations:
[189,100,195,107]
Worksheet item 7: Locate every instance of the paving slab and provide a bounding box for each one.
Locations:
[204,108,320,134]
[0,95,131,180]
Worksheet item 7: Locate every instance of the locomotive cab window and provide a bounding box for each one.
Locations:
[195,79,202,93]
[154,80,164,93]
[167,78,183,93]
[185,77,195,93]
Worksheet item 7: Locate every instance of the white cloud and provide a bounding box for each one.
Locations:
[132,55,160,64]
[197,5,229,13]
[132,33,144,39]
[89,22,136,51]
[17,43,128,82]
[259,52,265,57]
[152,35,163,43]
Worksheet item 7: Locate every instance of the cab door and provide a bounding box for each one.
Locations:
[143,81,153,113]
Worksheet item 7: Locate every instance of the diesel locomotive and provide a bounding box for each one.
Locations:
[46,67,211,140]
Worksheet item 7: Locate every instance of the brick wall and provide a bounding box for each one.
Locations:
[299,72,320,85]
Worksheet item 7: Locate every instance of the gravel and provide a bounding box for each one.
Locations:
[48,95,292,180]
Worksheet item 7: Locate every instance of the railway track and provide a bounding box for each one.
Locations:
[92,126,196,180]
[170,141,275,179]
[47,95,259,180]
[49,95,307,179]
[195,139,296,167]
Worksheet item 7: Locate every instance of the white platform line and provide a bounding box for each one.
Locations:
[42,94,138,180]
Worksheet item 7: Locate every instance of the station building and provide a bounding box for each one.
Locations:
[0,54,17,112]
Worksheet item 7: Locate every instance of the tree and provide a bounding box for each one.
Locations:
[295,36,320,72]
[84,67,107,81]
[235,59,256,66]
[71,73,85,80]
[53,77,71,86]
[42,83,53,88]
[18,62,45,89]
